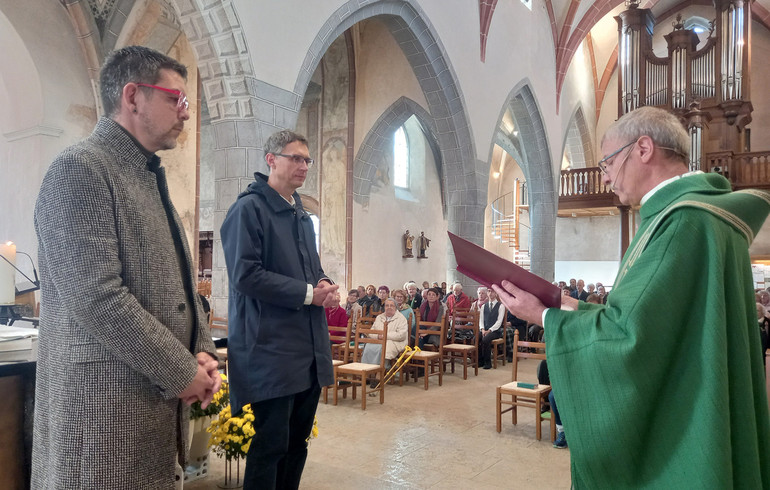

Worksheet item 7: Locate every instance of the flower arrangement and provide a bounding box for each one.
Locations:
[207,404,256,460]
[204,373,318,462]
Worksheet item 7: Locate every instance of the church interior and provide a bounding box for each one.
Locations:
[2,0,770,487]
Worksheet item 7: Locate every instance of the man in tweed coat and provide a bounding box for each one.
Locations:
[33,46,219,489]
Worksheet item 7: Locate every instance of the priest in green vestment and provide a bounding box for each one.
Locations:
[495,106,770,489]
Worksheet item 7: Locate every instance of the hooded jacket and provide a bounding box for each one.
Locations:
[221,173,334,413]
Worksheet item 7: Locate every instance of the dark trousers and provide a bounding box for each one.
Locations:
[549,390,561,426]
[245,383,321,490]
[480,329,503,366]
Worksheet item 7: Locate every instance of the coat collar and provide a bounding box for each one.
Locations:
[91,117,155,171]
[242,172,309,216]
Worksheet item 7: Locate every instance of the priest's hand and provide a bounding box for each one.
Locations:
[560,295,579,311]
[492,280,546,326]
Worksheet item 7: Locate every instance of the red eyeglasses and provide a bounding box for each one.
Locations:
[136,83,189,112]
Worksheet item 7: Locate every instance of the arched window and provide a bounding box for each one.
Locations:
[394,125,409,189]
[308,213,320,252]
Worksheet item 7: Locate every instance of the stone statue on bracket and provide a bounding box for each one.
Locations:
[417,231,431,259]
[403,230,414,258]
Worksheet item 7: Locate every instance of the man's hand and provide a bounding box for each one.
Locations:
[492,280,547,326]
[179,364,215,406]
[195,352,222,408]
[312,281,338,307]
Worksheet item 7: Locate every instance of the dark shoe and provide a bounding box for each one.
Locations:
[369,378,378,389]
[483,363,492,370]
[553,431,568,449]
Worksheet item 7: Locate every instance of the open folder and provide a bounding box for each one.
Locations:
[448,232,561,309]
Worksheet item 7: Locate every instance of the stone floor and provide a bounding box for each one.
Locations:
[186,358,572,489]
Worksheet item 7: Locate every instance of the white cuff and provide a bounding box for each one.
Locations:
[304,284,313,305]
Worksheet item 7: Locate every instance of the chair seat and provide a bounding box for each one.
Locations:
[337,362,381,372]
[499,382,551,394]
[332,359,344,366]
[411,351,440,360]
[444,343,475,351]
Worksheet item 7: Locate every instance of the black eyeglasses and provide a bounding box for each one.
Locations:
[274,153,314,167]
[597,141,635,174]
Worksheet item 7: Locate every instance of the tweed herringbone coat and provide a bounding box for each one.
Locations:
[32,117,216,489]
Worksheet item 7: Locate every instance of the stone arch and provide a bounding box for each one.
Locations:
[493,81,556,280]
[353,96,443,210]
[562,105,594,170]
[167,0,479,308]
[295,0,480,285]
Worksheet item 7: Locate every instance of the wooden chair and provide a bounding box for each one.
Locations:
[404,315,446,390]
[443,308,480,379]
[330,317,351,361]
[496,330,555,441]
[197,278,212,297]
[491,319,508,369]
[208,309,228,338]
[344,316,375,363]
[323,319,351,404]
[332,320,387,410]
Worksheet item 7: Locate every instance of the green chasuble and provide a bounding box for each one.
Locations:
[545,173,770,489]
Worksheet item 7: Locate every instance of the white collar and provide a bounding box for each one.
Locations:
[640,171,702,205]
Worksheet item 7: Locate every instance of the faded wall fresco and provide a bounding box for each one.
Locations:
[296,34,350,285]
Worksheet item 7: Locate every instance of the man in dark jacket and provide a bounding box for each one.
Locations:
[221,129,338,489]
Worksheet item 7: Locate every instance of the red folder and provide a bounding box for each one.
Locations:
[448,232,562,309]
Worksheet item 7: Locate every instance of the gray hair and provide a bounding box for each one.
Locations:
[264,130,308,158]
[100,46,187,118]
[383,298,397,308]
[477,286,488,294]
[602,106,689,164]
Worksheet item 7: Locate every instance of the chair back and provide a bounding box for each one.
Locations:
[208,309,228,338]
[415,315,447,353]
[450,308,479,347]
[512,329,546,380]
[354,320,388,367]
[328,317,351,361]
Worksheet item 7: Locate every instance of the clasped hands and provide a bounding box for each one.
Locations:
[179,352,222,408]
[311,280,338,308]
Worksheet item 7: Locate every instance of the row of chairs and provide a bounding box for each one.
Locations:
[207,304,553,441]
[325,307,508,407]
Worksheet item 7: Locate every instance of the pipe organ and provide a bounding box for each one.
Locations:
[615,0,752,165]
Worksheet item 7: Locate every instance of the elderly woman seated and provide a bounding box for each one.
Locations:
[360,297,408,387]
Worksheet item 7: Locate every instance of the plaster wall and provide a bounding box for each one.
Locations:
[559,41,599,166]
[351,19,428,157]
[158,37,200,252]
[555,214,620,262]
[748,21,770,152]
[352,117,447,290]
[0,0,95,266]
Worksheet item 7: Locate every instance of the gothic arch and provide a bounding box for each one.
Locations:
[562,105,594,170]
[353,96,443,210]
[494,81,556,280]
[296,0,481,285]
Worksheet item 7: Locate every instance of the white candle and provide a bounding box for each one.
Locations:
[0,241,16,305]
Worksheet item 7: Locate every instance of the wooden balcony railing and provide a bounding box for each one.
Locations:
[558,167,619,209]
[702,151,770,190]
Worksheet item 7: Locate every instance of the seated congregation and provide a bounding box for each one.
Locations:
[319,278,605,449]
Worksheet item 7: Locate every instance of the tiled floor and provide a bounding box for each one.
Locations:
[186,358,572,489]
